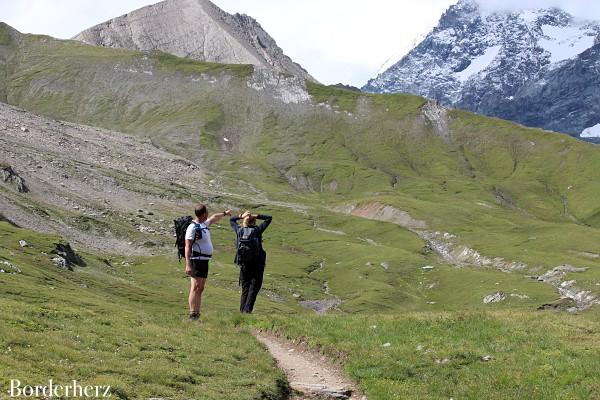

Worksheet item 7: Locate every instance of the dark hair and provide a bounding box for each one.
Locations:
[194,204,208,218]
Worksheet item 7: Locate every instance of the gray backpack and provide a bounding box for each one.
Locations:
[237,227,260,265]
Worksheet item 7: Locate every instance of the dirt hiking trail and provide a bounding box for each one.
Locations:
[253,331,366,400]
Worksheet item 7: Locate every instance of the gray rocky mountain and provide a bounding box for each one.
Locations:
[73,0,313,81]
[363,0,600,142]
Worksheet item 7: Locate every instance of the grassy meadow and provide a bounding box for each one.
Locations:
[2,218,600,399]
[0,222,292,399]
[254,310,600,399]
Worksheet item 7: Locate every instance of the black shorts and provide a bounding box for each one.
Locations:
[190,259,209,278]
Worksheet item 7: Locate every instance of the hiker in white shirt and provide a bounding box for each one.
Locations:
[185,204,231,320]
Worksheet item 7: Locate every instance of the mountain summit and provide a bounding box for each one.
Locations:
[363,0,600,141]
[73,0,313,81]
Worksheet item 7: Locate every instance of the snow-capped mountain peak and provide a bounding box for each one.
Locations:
[363,1,600,140]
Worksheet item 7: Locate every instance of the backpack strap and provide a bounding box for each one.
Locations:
[191,251,212,259]
[192,221,213,240]
[240,226,254,240]
[190,222,212,259]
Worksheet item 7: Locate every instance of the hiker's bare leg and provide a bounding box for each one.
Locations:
[189,277,206,313]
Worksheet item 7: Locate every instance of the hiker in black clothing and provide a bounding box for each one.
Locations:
[230,211,272,313]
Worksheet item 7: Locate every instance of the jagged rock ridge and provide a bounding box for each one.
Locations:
[73,0,313,81]
[363,0,600,141]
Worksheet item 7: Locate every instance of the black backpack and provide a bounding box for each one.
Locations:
[236,227,260,265]
[174,216,201,262]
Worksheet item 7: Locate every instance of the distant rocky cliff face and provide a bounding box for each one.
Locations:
[363,0,600,142]
[73,0,313,81]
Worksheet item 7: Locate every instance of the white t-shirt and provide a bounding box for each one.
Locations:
[185,220,213,260]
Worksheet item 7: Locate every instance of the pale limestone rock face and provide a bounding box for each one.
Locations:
[247,67,311,104]
[73,0,312,81]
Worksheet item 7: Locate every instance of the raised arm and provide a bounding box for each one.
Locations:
[255,214,272,234]
[206,209,231,226]
[230,216,242,233]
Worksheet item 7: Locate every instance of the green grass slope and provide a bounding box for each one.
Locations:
[255,310,600,399]
[2,220,599,399]
[0,221,290,399]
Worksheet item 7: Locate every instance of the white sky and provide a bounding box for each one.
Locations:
[1,1,598,86]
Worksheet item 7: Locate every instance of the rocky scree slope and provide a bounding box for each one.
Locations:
[0,102,211,253]
[363,0,600,141]
[73,0,313,81]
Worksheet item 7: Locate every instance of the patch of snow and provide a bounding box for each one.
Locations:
[455,45,501,82]
[539,25,595,64]
[581,123,600,138]
[520,9,539,24]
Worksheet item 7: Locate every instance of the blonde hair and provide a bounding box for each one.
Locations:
[241,211,257,227]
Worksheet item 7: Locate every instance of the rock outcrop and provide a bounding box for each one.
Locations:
[537,265,599,310]
[1,166,28,193]
[421,100,450,139]
[0,260,21,274]
[341,203,599,310]
[52,242,85,269]
[73,0,313,81]
[483,292,506,304]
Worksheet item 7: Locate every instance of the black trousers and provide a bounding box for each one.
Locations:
[239,264,264,313]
